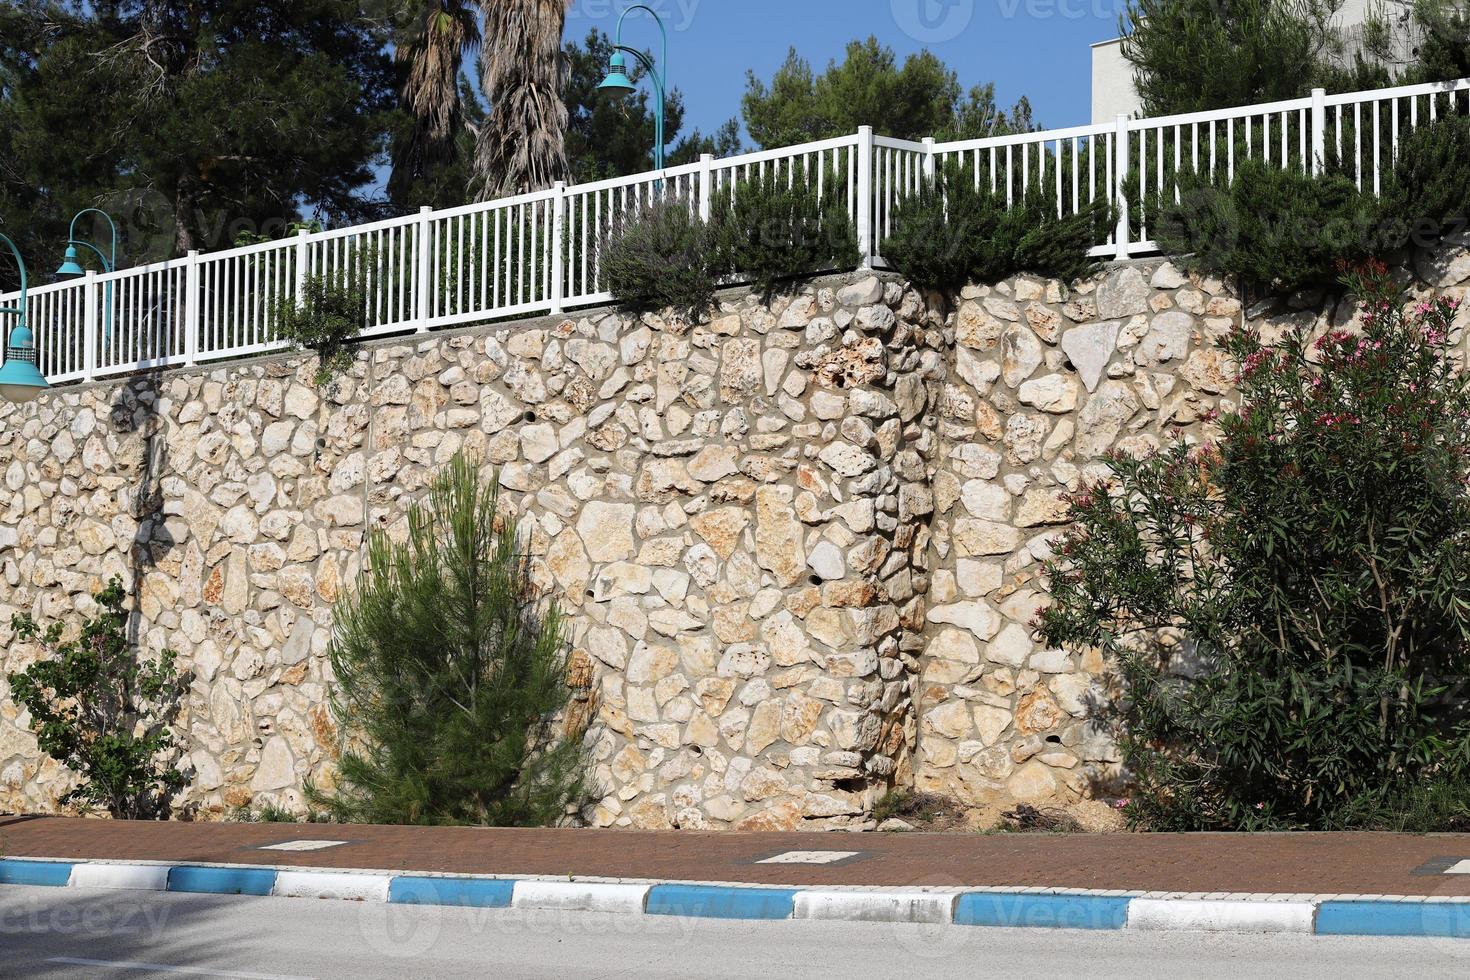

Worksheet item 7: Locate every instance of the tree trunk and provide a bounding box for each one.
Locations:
[475,0,571,199]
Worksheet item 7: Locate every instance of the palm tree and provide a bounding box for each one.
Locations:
[388,0,482,205]
[475,0,571,199]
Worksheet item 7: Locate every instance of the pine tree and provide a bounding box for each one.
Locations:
[312,454,587,827]
[0,0,395,276]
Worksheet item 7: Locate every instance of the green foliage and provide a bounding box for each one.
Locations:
[0,0,395,283]
[1041,262,1470,831]
[310,454,587,827]
[8,578,187,820]
[230,802,332,823]
[233,221,324,249]
[1378,113,1470,249]
[882,163,1110,291]
[1147,159,1382,296]
[741,36,1033,148]
[1119,0,1381,115]
[709,168,860,298]
[600,195,718,323]
[272,253,372,387]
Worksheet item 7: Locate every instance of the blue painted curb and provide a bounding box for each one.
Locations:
[167,865,277,897]
[1317,901,1470,938]
[0,859,73,887]
[8,858,1470,938]
[955,892,1133,930]
[389,876,516,908]
[646,884,798,920]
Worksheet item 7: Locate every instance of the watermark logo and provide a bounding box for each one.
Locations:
[891,0,976,42]
[568,0,703,32]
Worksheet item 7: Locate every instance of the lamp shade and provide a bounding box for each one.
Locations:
[598,52,637,96]
[0,323,48,404]
[55,245,85,278]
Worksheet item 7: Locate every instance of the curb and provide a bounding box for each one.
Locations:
[3,858,1470,938]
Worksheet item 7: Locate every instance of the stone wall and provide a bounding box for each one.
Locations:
[3,238,1467,828]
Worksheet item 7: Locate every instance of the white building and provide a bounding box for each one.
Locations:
[1090,0,1411,123]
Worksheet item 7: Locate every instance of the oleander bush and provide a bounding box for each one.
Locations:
[8,578,188,819]
[599,194,717,323]
[309,454,587,827]
[1041,260,1470,831]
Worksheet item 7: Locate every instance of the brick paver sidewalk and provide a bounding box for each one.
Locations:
[5,815,1470,896]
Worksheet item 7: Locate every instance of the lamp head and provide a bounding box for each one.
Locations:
[0,322,48,404]
[55,244,85,279]
[598,52,637,96]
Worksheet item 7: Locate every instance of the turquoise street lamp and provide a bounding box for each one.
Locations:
[55,208,118,346]
[0,232,47,404]
[598,3,669,171]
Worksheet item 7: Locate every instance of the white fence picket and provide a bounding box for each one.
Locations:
[1,76,1467,388]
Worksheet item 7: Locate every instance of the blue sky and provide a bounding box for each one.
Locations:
[565,0,1127,140]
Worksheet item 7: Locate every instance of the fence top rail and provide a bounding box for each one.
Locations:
[1,276,86,303]
[931,121,1113,155]
[199,234,304,260]
[872,135,927,152]
[1126,95,1319,131]
[564,160,708,198]
[94,254,192,284]
[407,185,563,225]
[711,132,863,162]
[1322,75,1470,106]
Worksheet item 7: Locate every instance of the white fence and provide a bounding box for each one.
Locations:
[4,76,1468,387]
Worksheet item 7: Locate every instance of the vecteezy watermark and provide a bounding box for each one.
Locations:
[993,0,1129,19]
[891,0,976,42]
[567,0,703,32]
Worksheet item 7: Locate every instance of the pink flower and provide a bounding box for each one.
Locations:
[1114,799,1130,810]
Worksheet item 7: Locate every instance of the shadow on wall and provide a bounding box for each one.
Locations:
[108,371,193,818]
[110,372,170,653]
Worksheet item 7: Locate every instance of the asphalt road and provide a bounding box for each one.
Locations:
[3,885,1470,980]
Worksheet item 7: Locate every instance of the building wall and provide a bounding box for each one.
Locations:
[3,237,1468,828]
[1091,38,1142,125]
[1089,3,1412,124]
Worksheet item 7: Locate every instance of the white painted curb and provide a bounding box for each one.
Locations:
[511,880,650,915]
[1127,899,1317,934]
[272,870,392,903]
[793,889,956,924]
[67,863,171,891]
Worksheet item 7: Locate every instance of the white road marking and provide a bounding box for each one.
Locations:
[257,840,348,852]
[1444,859,1470,874]
[756,850,860,865]
[47,958,314,980]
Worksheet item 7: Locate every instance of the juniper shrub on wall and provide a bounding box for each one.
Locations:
[1041,260,1470,831]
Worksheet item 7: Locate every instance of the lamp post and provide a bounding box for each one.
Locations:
[55,208,117,346]
[0,233,48,405]
[597,3,669,172]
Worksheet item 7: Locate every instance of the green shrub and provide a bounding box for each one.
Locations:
[8,578,187,819]
[1014,191,1114,286]
[1041,261,1470,831]
[710,168,859,298]
[599,195,717,323]
[1378,113,1470,249]
[882,163,1109,291]
[272,253,372,388]
[1147,158,1382,296]
[310,453,587,827]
